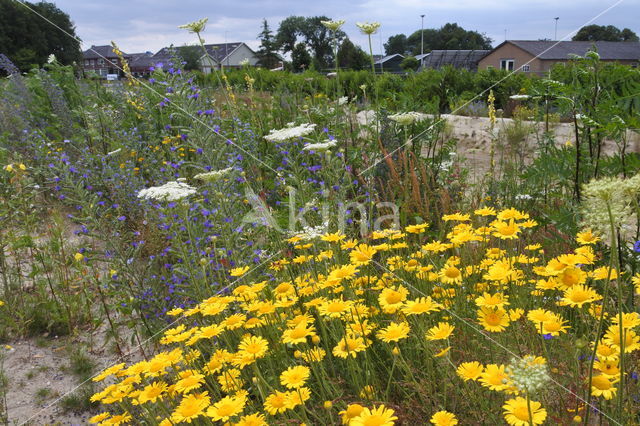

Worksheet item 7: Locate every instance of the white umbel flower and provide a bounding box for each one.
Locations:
[194,166,234,182]
[302,140,337,152]
[178,17,208,33]
[505,355,550,393]
[265,123,316,142]
[137,181,197,201]
[356,22,381,35]
[388,111,428,125]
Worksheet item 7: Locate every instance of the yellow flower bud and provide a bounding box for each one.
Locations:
[323,401,333,409]
[312,335,321,344]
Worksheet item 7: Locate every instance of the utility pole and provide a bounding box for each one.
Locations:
[554,17,559,40]
[420,14,425,68]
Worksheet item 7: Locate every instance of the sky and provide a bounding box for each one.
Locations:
[45,0,640,55]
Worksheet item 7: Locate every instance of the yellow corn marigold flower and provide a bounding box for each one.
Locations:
[321,231,346,242]
[376,321,411,343]
[508,308,524,321]
[340,403,365,424]
[561,284,601,307]
[318,297,353,318]
[503,397,547,425]
[426,322,455,341]
[442,212,470,222]
[430,410,458,425]
[235,413,268,426]
[405,223,428,234]
[594,359,620,377]
[280,365,310,389]
[350,404,398,426]
[439,264,462,284]
[282,322,317,344]
[527,308,554,325]
[474,206,496,216]
[230,266,250,277]
[378,286,409,313]
[612,312,640,329]
[479,364,511,391]
[576,229,600,245]
[237,335,269,358]
[477,307,510,332]
[401,297,442,315]
[350,244,378,266]
[171,392,210,423]
[603,325,640,352]
[491,219,520,240]
[174,370,205,394]
[591,266,618,280]
[540,313,570,336]
[263,390,293,415]
[456,361,484,381]
[333,335,367,358]
[138,381,167,404]
[475,292,509,309]
[590,375,618,399]
[89,412,111,424]
[206,394,246,422]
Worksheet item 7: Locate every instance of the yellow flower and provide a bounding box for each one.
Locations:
[479,364,511,391]
[88,412,110,424]
[439,264,462,284]
[235,413,268,426]
[138,381,167,404]
[378,286,409,313]
[74,252,85,262]
[425,322,455,341]
[430,410,458,425]
[503,397,547,425]
[561,284,601,307]
[174,370,205,394]
[280,365,310,389]
[376,321,411,343]
[442,212,470,222]
[350,244,378,265]
[171,392,210,423]
[206,394,246,422]
[576,229,600,245]
[339,404,363,424]
[321,231,346,242]
[282,322,317,344]
[456,361,484,381]
[237,335,269,359]
[350,404,397,426]
[590,375,618,399]
[491,219,520,240]
[263,390,293,415]
[405,223,428,234]
[477,307,510,332]
[332,335,367,358]
[475,292,509,309]
[401,297,442,315]
[230,266,250,277]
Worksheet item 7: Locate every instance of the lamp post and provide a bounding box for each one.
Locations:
[420,14,425,68]
[554,17,559,40]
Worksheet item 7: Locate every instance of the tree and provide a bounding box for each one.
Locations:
[384,34,408,56]
[291,42,311,72]
[337,38,370,70]
[406,23,492,55]
[0,0,81,71]
[400,56,419,72]
[572,24,638,42]
[177,45,201,71]
[256,19,280,69]
[275,16,346,69]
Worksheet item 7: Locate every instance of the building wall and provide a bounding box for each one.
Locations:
[226,44,259,67]
[82,56,126,77]
[477,43,541,74]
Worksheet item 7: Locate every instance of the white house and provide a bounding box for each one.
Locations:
[198,42,259,73]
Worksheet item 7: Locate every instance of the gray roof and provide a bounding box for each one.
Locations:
[83,45,125,60]
[128,52,155,70]
[375,54,404,64]
[422,50,490,69]
[508,40,640,60]
[202,42,245,62]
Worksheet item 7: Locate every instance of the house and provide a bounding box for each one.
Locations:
[82,45,129,78]
[128,52,155,77]
[198,42,259,73]
[478,40,640,74]
[419,50,490,71]
[374,54,405,73]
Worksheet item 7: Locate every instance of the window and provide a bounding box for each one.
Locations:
[84,60,89,66]
[98,58,104,65]
[500,59,514,71]
[521,64,530,72]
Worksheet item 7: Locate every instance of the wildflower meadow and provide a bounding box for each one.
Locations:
[1,17,640,426]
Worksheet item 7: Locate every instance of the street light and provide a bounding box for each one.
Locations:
[554,17,559,40]
[420,14,425,68]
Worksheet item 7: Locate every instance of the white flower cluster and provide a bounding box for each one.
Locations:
[388,111,428,126]
[581,173,640,238]
[291,221,329,240]
[137,181,197,202]
[356,22,381,35]
[321,20,345,31]
[505,355,550,393]
[265,123,316,142]
[194,166,234,183]
[178,17,208,33]
[303,140,337,152]
[509,94,530,100]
